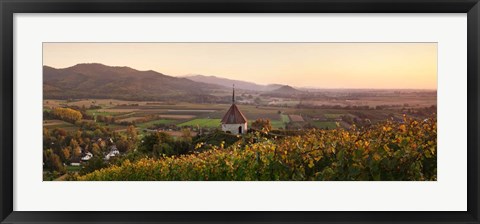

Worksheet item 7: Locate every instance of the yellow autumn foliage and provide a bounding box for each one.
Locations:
[78,116,437,181]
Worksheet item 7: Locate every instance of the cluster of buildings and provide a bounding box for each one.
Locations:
[70,139,120,166]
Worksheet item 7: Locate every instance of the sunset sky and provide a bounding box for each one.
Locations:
[43,43,437,89]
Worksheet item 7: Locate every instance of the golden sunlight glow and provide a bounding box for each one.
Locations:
[43,43,437,89]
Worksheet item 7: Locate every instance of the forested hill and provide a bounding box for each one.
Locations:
[184,74,283,92]
[43,63,226,102]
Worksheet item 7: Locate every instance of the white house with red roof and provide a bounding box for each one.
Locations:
[221,85,248,134]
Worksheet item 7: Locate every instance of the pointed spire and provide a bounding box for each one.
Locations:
[232,84,235,104]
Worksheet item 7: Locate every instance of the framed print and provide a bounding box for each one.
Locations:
[1,0,479,223]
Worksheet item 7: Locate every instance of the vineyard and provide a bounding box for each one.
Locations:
[78,116,436,181]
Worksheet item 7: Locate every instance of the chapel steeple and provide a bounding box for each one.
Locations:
[232,84,235,104]
[221,84,248,134]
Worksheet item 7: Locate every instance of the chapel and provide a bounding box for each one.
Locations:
[221,85,248,134]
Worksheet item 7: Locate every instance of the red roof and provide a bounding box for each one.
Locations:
[221,104,248,124]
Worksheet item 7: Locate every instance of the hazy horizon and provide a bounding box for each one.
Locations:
[43,43,437,90]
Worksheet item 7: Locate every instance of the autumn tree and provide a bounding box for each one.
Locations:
[51,107,82,123]
[93,129,103,137]
[251,118,272,133]
[43,149,65,173]
[61,147,71,162]
[107,126,138,153]
[180,128,192,142]
[80,156,107,175]
[115,136,128,153]
[91,143,102,156]
[126,125,138,143]
[69,139,81,159]
[138,132,190,157]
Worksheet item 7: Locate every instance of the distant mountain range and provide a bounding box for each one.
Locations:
[183,74,283,92]
[261,85,305,97]
[43,63,435,102]
[43,63,226,101]
[43,63,305,101]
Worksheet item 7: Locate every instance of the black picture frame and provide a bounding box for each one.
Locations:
[1,0,479,223]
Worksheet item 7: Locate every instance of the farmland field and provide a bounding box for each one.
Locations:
[288,114,305,122]
[44,95,436,133]
[101,123,131,131]
[97,108,141,113]
[157,115,196,120]
[136,119,176,129]
[86,109,123,116]
[117,116,147,122]
[270,120,286,129]
[324,113,343,119]
[43,119,78,131]
[43,119,70,127]
[311,121,337,129]
[178,119,222,128]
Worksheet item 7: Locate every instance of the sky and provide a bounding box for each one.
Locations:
[43,43,437,89]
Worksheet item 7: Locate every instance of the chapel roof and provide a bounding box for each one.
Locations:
[221,104,247,124]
